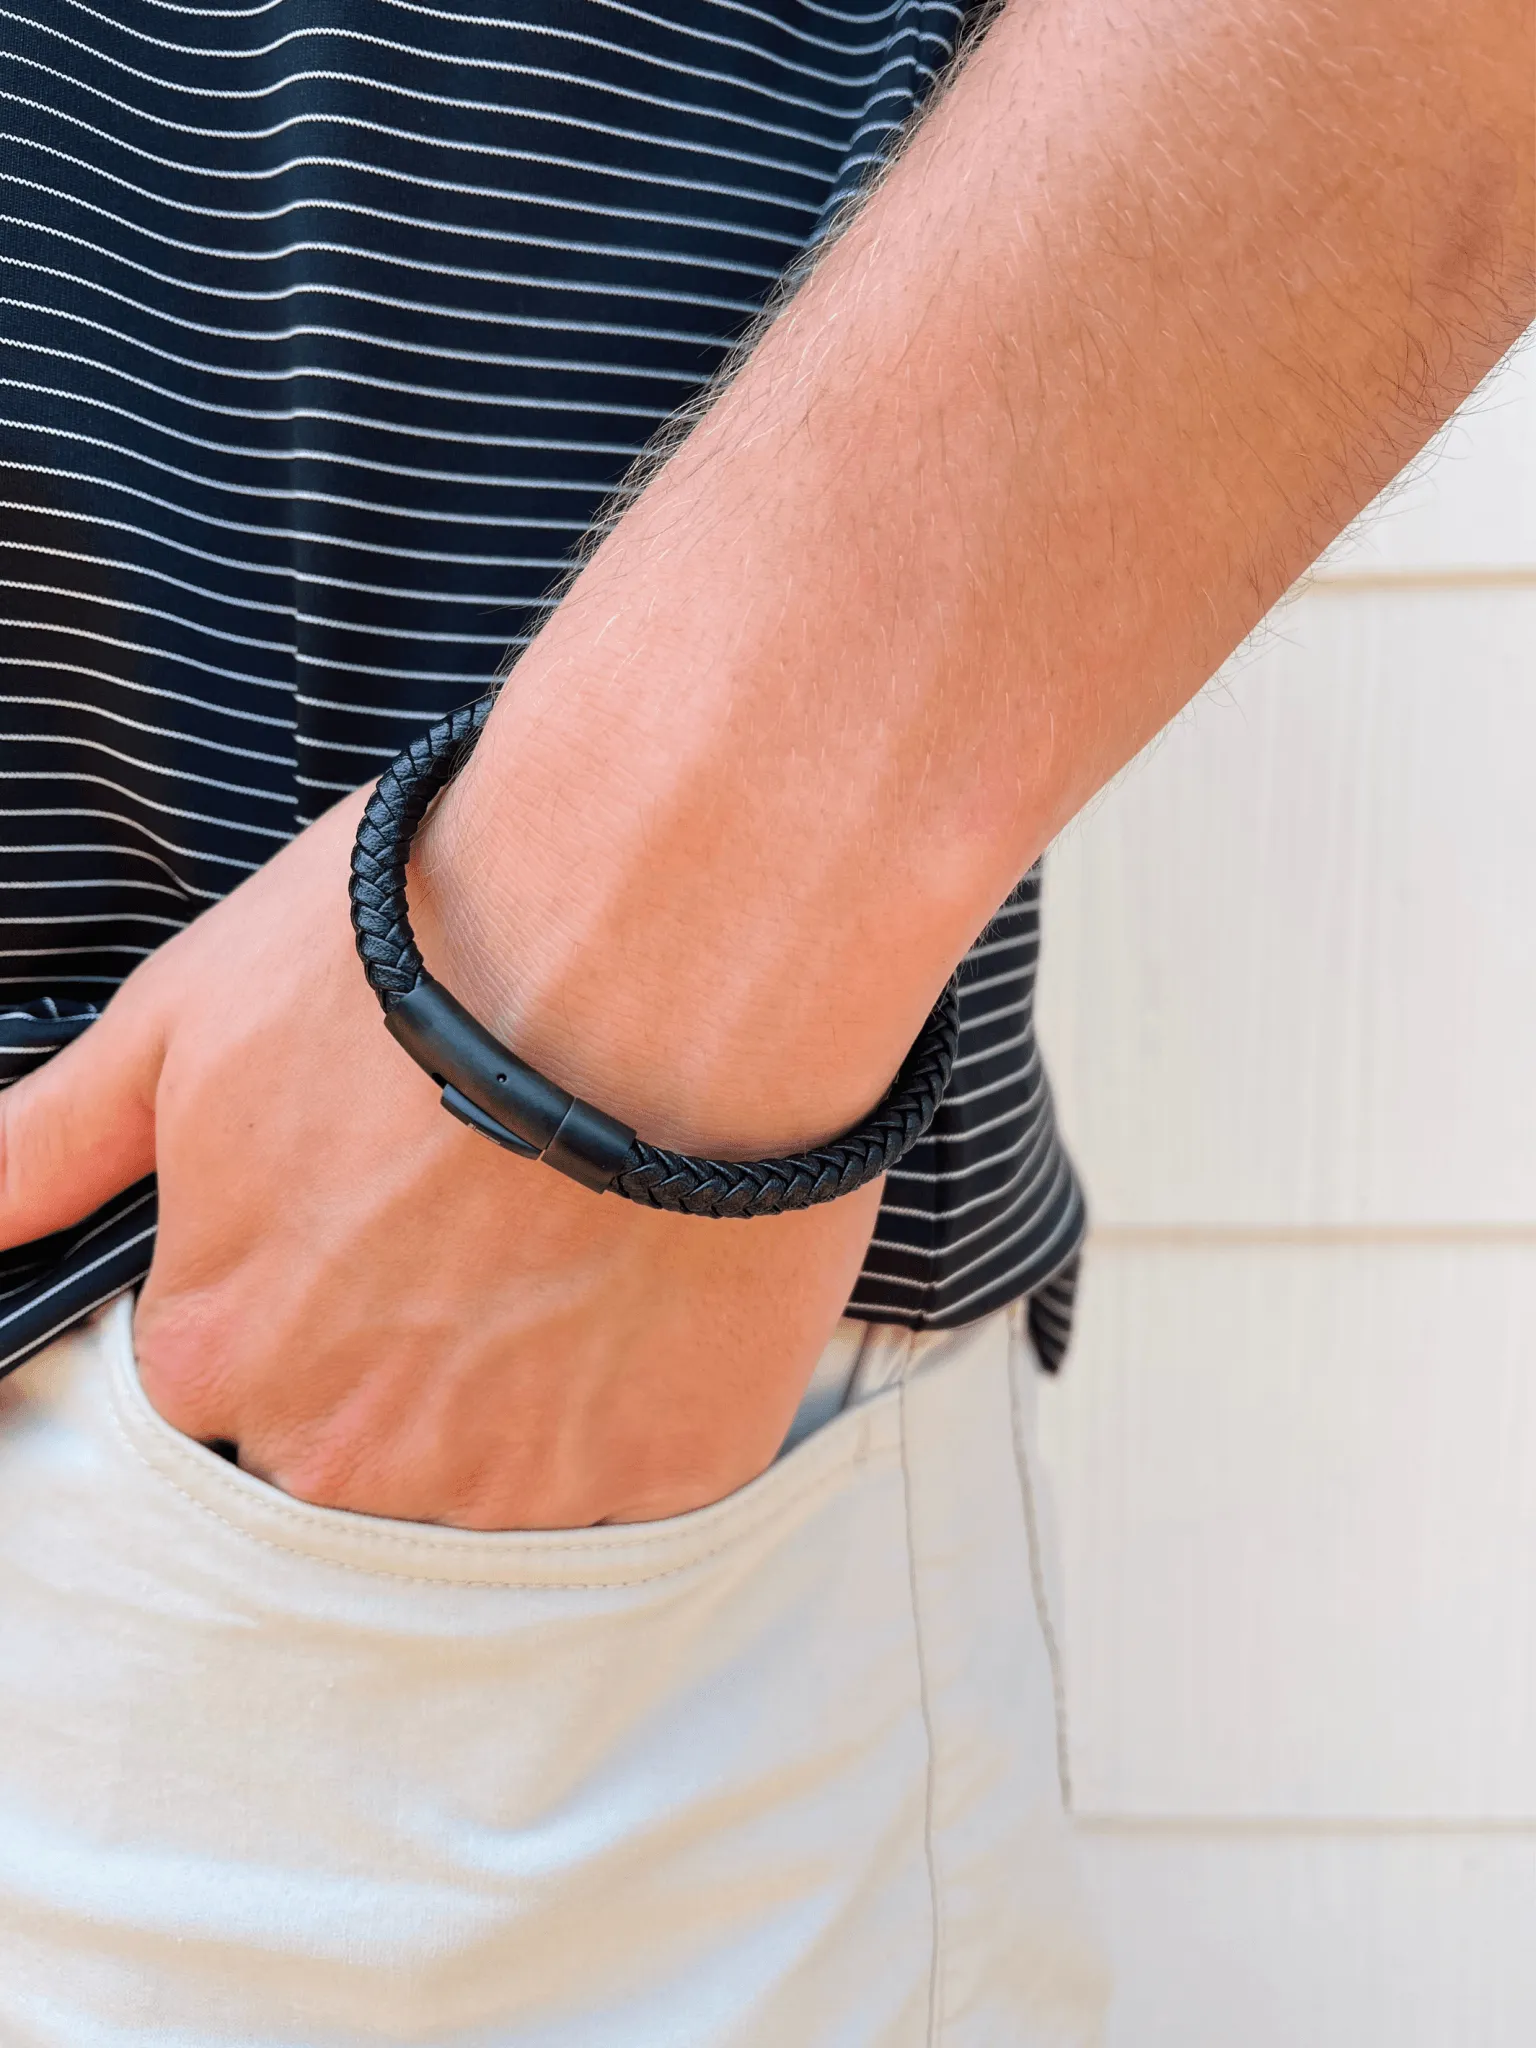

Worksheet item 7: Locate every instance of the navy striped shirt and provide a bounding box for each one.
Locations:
[0,0,1084,1378]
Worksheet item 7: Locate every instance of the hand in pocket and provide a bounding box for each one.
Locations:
[0,793,881,1531]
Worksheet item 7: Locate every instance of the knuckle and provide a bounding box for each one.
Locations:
[265,1442,369,1514]
[133,1296,238,1439]
[0,1070,56,1226]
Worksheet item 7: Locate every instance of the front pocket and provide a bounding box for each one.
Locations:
[99,1291,896,1588]
[0,1289,937,2044]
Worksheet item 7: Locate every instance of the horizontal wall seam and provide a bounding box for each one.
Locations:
[1073,1813,1536,1837]
[1086,1224,1536,1249]
[1301,566,1536,592]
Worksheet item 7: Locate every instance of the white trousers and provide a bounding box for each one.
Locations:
[0,1292,1108,2044]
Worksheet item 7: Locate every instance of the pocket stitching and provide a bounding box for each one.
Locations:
[896,1370,946,2048]
[103,1315,896,1588]
[1005,1303,1074,1813]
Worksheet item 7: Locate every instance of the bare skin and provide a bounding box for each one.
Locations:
[0,0,1530,1528]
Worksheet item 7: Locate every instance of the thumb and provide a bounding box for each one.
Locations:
[0,984,163,1248]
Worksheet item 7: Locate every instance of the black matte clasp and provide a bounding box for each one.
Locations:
[384,975,636,1194]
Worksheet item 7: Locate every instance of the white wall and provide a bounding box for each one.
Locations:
[1035,337,1536,2044]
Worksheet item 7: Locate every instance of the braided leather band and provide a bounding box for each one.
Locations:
[349,695,960,1217]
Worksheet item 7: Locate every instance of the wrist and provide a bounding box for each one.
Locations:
[407,687,966,1161]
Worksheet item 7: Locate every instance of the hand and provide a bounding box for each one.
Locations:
[0,793,882,1529]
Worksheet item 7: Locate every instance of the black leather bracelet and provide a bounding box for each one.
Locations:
[348,695,960,1217]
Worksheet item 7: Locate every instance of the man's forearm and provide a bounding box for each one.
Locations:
[422,0,1533,1153]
